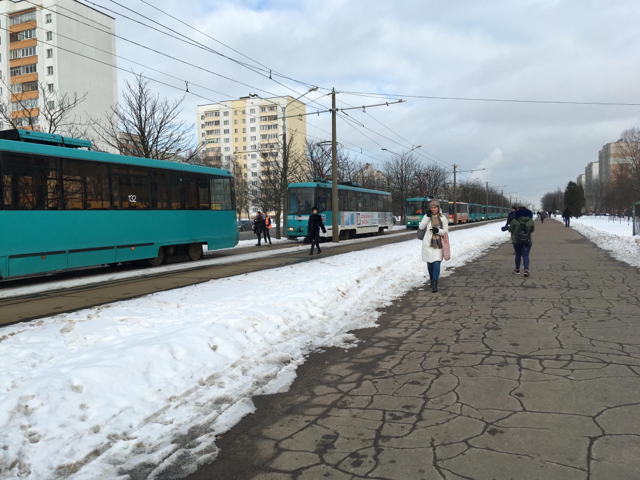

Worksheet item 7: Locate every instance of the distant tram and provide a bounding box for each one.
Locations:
[405,197,507,228]
[287,179,393,239]
[0,129,238,280]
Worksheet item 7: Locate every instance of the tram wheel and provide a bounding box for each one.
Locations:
[343,229,350,240]
[147,247,165,267]
[188,243,203,261]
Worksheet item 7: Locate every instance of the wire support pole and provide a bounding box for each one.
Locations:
[332,88,339,243]
[453,164,458,225]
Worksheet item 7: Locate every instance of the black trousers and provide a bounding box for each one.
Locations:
[263,228,271,243]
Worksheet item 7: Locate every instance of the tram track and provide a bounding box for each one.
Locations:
[0,220,502,327]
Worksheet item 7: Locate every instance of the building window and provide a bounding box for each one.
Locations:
[223,129,229,134]
[47,66,53,75]
[46,31,53,41]
[250,127,256,132]
[11,98,38,110]
[10,46,37,60]
[234,111,238,115]
[10,28,36,43]
[47,83,54,93]
[224,138,230,143]
[250,136,256,141]
[251,154,257,159]
[243,119,246,124]
[200,115,204,120]
[234,120,237,124]
[46,49,53,58]
[223,111,229,116]
[201,133,205,138]
[243,128,246,133]
[250,108,255,114]
[10,63,37,77]
[46,13,52,23]
[223,120,229,125]
[251,172,257,177]
[224,147,230,152]
[48,100,55,109]
[250,118,256,123]
[10,11,36,26]
[243,137,246,142]
[234,128,238,134]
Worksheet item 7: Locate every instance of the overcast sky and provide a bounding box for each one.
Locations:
[87,0,640,207]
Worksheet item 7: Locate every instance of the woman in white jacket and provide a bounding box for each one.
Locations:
[418,199,449,293]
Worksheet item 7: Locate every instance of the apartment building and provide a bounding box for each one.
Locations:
[598,141,634,185]
[577,173,585,186]
[0,0,117,135]
[196,95,307,213]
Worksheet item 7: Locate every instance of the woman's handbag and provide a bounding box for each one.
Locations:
[417,227,426,240]
[442,232,451,261]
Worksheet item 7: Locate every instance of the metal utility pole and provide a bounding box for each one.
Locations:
[331,88,339,243]
[485,182,490,218]
[453,164,457,225]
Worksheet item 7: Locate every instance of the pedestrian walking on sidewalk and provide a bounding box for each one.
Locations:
[419,199,449,292]
[509,206,535,277]
[562,208,571,227]
[262,213,273,245]
[307,206,326,255]
[253,211,265,246]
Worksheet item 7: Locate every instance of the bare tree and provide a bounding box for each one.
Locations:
[414,164,450,198]
[616,127,640,204]
[90,73,201,161]
[249,131,305,238]
[383,152,420,219]
[0,79,89,135]
[585,177,605,213]
[233,160,250,220]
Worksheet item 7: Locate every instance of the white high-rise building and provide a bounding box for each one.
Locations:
[0,0,117,135]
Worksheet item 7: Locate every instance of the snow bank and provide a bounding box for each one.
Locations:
[555,216,640,269]
[0,223,508,479]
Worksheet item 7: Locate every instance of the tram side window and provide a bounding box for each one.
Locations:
[61,159,110,210]
[362,193,371,211]
[338,189,348,210]
[185,174,210,210]
[315,187,330,212]
[211,177,232,210]
[349,191,363,211]
[150,169,171,210]
[372,194,382,212]
[112,164,150,209]
[169,171,183,210]
[2,153,60,210]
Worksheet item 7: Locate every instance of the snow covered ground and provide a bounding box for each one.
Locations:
[0,223,509,479]
[554,215,640,269]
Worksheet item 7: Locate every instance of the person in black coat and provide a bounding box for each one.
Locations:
[307,206,326,255]
[562,208,571,227]
[253,211,265,246]
[502,206,517,254]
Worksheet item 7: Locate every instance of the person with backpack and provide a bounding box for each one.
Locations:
[562,208,571,227]
[418,199,449,293]
[509,206,535,277]
[262,212,273,245]
[501,206,517,254]
[307,206,326,255]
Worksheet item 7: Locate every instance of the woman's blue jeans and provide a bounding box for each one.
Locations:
[427,261,441,281]
[513,243,532,270]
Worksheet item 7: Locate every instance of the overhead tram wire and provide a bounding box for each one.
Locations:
[20,2,394,164]
[132,0,320,91]
[20,0,282,99]
[334,90,640,107]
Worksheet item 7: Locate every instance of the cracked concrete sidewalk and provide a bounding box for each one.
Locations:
[186,219,640,480]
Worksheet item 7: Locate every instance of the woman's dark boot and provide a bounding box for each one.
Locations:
[309,244,314,255]
[317,246,322,254]
[432,280,438,293]
[429,279,433,290]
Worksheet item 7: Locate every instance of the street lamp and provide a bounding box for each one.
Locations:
[248,87,318,237]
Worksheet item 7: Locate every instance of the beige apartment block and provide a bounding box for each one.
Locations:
[0,0,117,137]
[598,141,635,185]
[196,95,307,214]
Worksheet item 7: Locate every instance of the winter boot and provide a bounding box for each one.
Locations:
[309,245,314,255]
[432,280,438,293]
[429,279,433,290]
[317,246,322,254]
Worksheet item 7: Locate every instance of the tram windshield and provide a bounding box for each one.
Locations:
[289,187,314,215]
[407,200,424,215]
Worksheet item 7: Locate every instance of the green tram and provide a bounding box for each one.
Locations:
[406,196,434,228]
[287,179,393,239]
[0,129,238,280]
[406,198,507,227]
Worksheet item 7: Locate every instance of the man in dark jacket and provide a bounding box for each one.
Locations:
[562,208,571,227]
[509,207,535,277]
[307,206,326,255]
[253,211,265,246]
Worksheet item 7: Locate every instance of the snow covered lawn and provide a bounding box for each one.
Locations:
[0,223,508,479]
[554,216,640,269]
